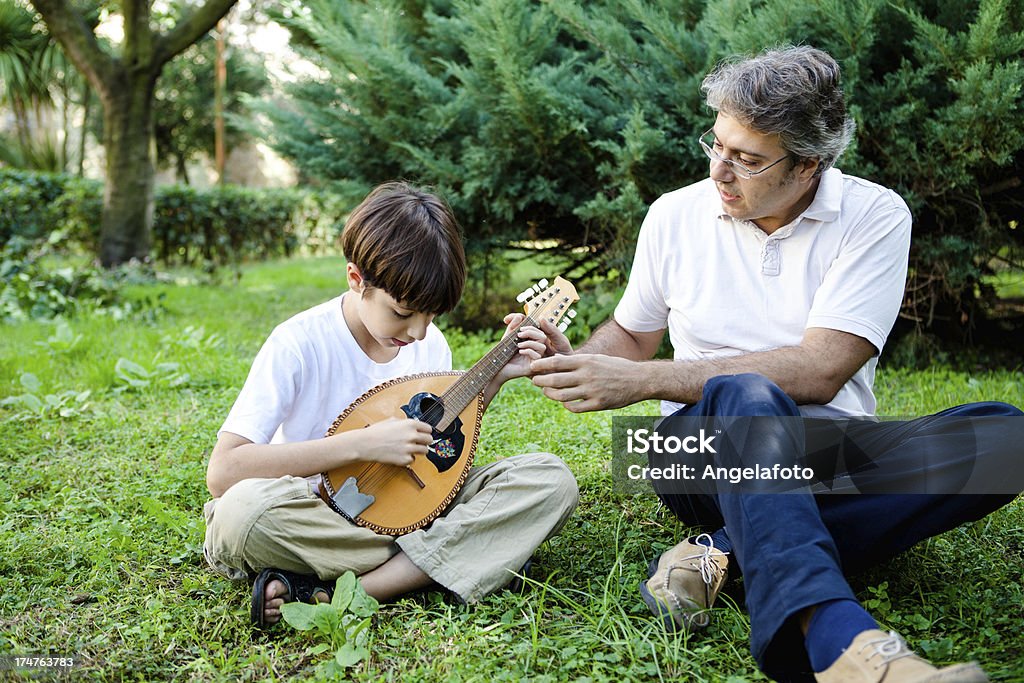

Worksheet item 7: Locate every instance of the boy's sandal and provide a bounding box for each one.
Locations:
[250,568,334,629]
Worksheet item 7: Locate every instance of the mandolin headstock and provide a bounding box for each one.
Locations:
[517,276,579,332]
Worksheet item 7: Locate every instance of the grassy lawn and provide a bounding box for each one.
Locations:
[1,255,1022,682]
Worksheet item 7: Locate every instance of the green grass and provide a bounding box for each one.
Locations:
[1,256,1022,681]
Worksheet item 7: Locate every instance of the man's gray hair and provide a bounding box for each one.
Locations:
[701,45,856,173]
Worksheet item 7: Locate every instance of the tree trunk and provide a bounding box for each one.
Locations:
[177,153,190,185]
[29,0,240,266]
[61,81,70,172]
[77,84,90,177]
[98,71,158,267]
[13,99,31,151]
[214,18,227,184]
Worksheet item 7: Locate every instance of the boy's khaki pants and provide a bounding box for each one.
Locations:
[203,452,578,603]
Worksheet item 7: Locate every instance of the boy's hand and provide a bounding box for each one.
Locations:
[346,417,434,466]
[497,313,551,381]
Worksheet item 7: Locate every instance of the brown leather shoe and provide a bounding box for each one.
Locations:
[639,534,728,632]
[815,629,989,683]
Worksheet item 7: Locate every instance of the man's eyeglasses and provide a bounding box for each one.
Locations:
[698,128,791,179]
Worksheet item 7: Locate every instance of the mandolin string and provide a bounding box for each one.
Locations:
[353,318,534,494]
[356,331,524,492]
[350,299,566,494]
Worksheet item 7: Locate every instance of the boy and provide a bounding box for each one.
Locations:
[203,182,578,627]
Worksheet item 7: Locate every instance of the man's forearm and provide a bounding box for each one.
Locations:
[578,318,659,360]
[533,322,872,413]
[564,325,833,408]
[637,345,840,406]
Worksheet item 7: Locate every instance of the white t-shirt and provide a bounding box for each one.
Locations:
[614,169,911,417]
[220,295,452,444]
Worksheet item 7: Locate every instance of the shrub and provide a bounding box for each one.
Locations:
[0,169,101,248]
[0,235,124,321]
[151,185,336,266]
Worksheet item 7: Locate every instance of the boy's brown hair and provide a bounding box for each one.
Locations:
[341,182,466,314]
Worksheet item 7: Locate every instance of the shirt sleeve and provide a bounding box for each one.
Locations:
[219,328,303,444]
[613,201,671,333]
[805,202,912,353]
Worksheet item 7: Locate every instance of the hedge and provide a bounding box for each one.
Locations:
[0,168,344,265]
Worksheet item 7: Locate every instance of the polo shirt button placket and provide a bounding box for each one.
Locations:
[761,240,781,276]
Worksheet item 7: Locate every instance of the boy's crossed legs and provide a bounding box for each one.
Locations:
[204,452,578,624]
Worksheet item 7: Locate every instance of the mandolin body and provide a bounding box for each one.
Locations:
[320,372,483,536]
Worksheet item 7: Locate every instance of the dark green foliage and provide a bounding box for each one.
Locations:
[249,0,630,278]
[257,0,1024,343]
[0,168,94,244]
[0,168,344,266]
[846,0,1024,342]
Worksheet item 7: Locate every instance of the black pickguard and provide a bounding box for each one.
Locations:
[401,392,465,473]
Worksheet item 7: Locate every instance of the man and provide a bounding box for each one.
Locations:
[531,46,1021,683]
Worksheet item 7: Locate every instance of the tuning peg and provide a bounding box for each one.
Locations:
[568,309,577,319]
[518,278,553,304]
[558,321,569,332]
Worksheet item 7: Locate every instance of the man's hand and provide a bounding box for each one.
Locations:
[535,317,574,357]
[530,353,644,413]
[493,313,550,383]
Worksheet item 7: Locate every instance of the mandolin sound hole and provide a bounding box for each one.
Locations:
[401,392,466,473]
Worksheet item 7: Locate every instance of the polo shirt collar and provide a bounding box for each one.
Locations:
[713,167,843,237]
[800,167,842,223]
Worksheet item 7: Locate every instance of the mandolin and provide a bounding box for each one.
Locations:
[318,276,579,535]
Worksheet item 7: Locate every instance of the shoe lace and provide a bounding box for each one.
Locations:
[859,631,915,669]
[664,533,724,591]
[660,533,725,628]
[689,533,724,586]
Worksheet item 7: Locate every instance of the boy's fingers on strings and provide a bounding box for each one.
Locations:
[516,325,548,353]
[516,324,543,340]
[517,337,545,360]
[502,312,530,339]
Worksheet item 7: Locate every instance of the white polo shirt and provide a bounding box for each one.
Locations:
[614,168,912,417]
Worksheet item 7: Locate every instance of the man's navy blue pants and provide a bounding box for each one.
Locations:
[653,373,1022,682]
